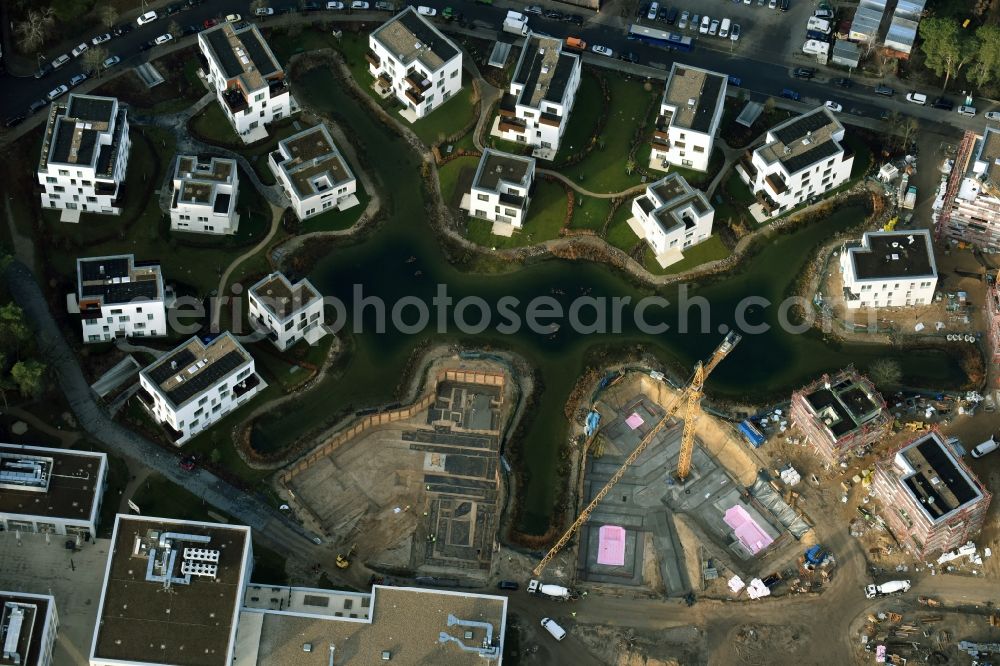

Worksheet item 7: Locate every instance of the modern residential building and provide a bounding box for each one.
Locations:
[236,584,507,664]
[737,106,854,218]
[494,33,581,160]
[872,431,991,558]
[839,229,937,309]
[248,272,328,351]
[790,368,890,465]
[170,155,241,235]
[137,333,266,445]
[198,22,291,143]
[629,172,714,267]
[988,279,1000,368]
[0,443,108,540]
[268,124,358,220]
[939,127,1000,249]
[89,515,253,666]
[0,591,59,666]
[37,94,131,222]
[75,254,167,343]
[649,63,727,173]
[468,149,536,229]
[367,7,463,121]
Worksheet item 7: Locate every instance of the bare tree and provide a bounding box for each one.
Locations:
[14,7,55,53]
[168,20,182,38]
[250,0,269,13]
[99,6,119,30]
[82,46,108,76]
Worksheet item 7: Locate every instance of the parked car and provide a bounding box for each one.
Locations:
[69,73,88,87]
[256,7,275,15]
[814,8,834,19]
[113,23,134,37]
[591,44,614,57]
[932,96,954,111]
[793,67,815,79]
[182,24,199,35]
[102,55,121,69]
[374,1,396,10]
[834,77,852,88]
[781,88,801,101]
[768,0,777,8]
[154,33,174,45]
[730,23,741,41]
[139,40,155,51]
[326,1,345,7]
[984,111,1000,121]
[203,18,219,29]
[678,10,689,29]
[4,115,26,128]
[351,1,370,9]
[906,92,927,105]
[874,83,894,96]
[699,15,711,34]
[690,14,700,31]
[179,455,198,471]
[824,100,842,112]
[92,33,112,46]
[224,13,242,22]
[780,0,790,9]
[728,74,742,86]
[563,13,584,25]
[303,1,322,9]
[971,437,999,458]
[136,10,158,25]
[646,2,659,21]
[665,7,678,24]
[957,105,977,117]
[524,5,543,14]
[47,85,69,101]
[496,580,519,590]
[619,51,639,63]
[34,63,53,79]
[71,43,89,57]
[719,17,730,38]
[708,19,719,35]
[165,2,184,14]
[28,99,49,114]
[417,5,436,15]
[51,54,71,69]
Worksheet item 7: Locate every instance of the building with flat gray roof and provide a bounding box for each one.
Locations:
[170,156,240,235]
[248,272,328,351]
[840,230,937,309]
[650,63,727,173]
[468,149,536,228]
[629,173,714,268]
[75,254,167,343]
[941,127,1000,249]
[0,443,107,539]
[0,591,59,666]
[268,124,358,221]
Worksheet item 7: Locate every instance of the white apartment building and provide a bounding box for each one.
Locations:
[650,63,727,173]
[138,333,265,445]
[268,124,358,220]
[0,592,59,666]
[367,7,463,121]
[738,106,854,217]
[840,229,937,309]
[468,149,536,228]
[940,127,1000,248]
[37,94,131,222]
[630,173,714,267]
[248,272,328,351]
[75,254,167,343]
[89,516,252,666]
[0,443,108,539]
[170,155,240,235]
[493,33,581,160]
[198,22,291,143]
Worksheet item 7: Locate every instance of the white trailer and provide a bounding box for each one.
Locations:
[807,17,832,34]
[503,11,529,36]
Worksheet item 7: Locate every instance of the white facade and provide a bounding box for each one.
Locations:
[739,106,853,217]
[0,592,59,666]
[268,124,358,221]
[840,230,937,309]
[650,63,727,173]
[368,7,463,120]
[248,272,329,351]
[0,443,108,539]
[37,94,131,218]
[941,127,1000,249]
[469,149,535,228]
[494,34,581,159]
[631,173,714,257]
[138,333,265,445]
[170,155,240,235]
[76,254,167,343]
[198,23,291,142]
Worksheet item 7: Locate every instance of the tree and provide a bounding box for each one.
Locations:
[10,359,46,400]
[625,158,637,176]
[919,18,978,92]
[99,6,119,30]
[0,353,15,408]
[82,46,108,76]
[868,359,902,388]
[14,7,55,53]
[0,303,32,357]
[168,20,181,38]
[209,448,222,465]
[250,0,269,13]
[968,25,1000,89]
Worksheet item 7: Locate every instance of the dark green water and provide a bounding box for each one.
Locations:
[252,68,965,534]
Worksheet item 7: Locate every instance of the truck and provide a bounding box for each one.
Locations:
[503,10,528,36]
[806,16,832,34]
[864,579,911,599]
[527,579,571,600]
[902,186,917,210]
[541,617,566,641]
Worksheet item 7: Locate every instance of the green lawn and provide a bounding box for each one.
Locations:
[484,135,533,155]
[91,47,207,115]
[465,179,568,249]
[605,202,640,253]
[188,102,243,148]
[552,72,603,164]
[557,76,656,193]
[300,182,371,234]
[567,195,612,232]
[438,155,480,207]
[723,169,756,206]
[643,234,731,276]
[267,26,341,62]
[410,80,477,146]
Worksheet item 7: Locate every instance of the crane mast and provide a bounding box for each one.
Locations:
[531,331,740,578]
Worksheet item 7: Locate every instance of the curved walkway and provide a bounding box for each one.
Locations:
[537,169,648,199]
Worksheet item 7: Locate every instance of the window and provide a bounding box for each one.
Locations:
[692,146,704,153]
[46,176,57,184]
[477,193,489,202]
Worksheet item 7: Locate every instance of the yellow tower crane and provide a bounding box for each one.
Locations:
[531,331,741,578]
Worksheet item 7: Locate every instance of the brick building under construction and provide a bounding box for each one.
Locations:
[872,431,991,559]
[790,368,890,465]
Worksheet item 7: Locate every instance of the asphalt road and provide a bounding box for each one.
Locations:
[1,0,997,137]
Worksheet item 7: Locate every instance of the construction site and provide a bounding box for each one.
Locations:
[277,364,512,583]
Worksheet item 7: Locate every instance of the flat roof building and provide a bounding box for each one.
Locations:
[248,272,329,351]
[76,254,167,343]
[940,127,1000,249]
[0,443,108,539]
[0,591,59,666]
[629,172,714,268]
[840,230,937,309]
[467,149,536,230]
[89,515,253,666]
[268,124,358,221]
[650,63,727,173]
[872,431,991,558]
[790,368,890,465]
[170,156,240,235]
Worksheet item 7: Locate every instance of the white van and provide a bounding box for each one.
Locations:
[719,18,731,38]
[906,92,927,105]
[971,436,998,458]
[647,2,659,21]
[957,105,977,117]
[541,618,566,641]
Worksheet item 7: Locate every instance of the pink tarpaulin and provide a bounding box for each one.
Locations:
[597,525,626,566]
[625,413,644,430]
[723,505,774,555]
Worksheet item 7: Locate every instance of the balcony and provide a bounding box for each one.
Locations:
[499,192,524,207]
[653,113,671,141]
[498,118,526,134]
[268,78,288,97]
[376,72,392,91]
[405,71,432,93]
[498,92,518,118]
[95,181,118,196]
[404,88,424,105]
[755,191,780,215]
[136,388,154,407]
[365,48,380,67]
[539,111,562,128]
[222,88,248,114]
[739,151,758,182]
[233,373,261,399]
[765,173,788,196]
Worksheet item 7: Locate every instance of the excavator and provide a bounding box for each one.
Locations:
[532,331,741,577]
[336,544,357,569]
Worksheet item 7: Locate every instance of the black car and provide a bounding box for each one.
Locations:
[496,580,519,590]
[544,9,562,19]
[665,6,678,24]
[793,67,816,79]
[27,99,48,115]
[874,84,894,96]
[619,51,639,63]
[303,1,321,10]
[932,96,954,110]
[4,115,26,128]
[834,78,852,88]
[780,0,790,10]
[182,24,200,35]
[165,2,184,14]
[33,63,53,79]
[563,13,584,25]
[113,23,134,37]
[139,40,155,51]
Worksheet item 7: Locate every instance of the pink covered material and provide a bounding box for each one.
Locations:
[723,505,774,555]
[625,413,644,430]
[597,525,626,566]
